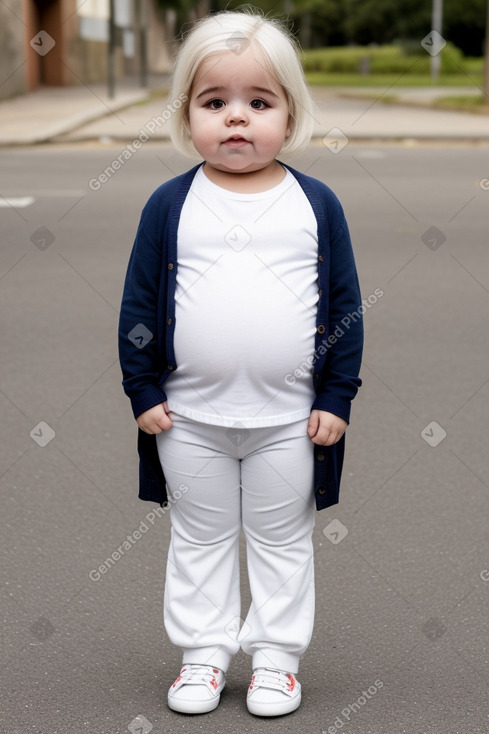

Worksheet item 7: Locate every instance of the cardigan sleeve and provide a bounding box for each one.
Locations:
[118,202,167,419]
[311,206,364,423]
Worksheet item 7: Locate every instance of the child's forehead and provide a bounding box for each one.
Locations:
[192,48,283,94]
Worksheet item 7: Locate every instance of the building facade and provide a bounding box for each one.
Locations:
[0,0,172,100]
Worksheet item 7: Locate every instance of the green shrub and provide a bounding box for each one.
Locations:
[301,42,466,75]
[369,53,428,74]
[438,42,465,73]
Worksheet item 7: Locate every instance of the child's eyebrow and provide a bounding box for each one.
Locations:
[250,86,280,99]
[195,85,280,100]
[195,86,225,99]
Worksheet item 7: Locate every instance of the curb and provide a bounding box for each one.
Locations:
[0,89,149,147]
[46,132,489,146]
[335,91,489,116]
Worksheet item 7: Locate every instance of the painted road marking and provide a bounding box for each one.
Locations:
[0,191,86,209]
[1,190,85,197]
[0,197,35,208]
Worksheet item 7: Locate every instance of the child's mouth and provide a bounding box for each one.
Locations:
[224,136,250,148]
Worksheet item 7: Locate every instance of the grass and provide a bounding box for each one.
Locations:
[302,46,484,89]
[304,72,484,87]
[433,95,489,113]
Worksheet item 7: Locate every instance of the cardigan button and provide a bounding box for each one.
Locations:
[168,262,174,270]
[167,317,172,326]
[167,364,174,371]
[317,453,325,461]
[318,486,326,495]
[317,324,325,335]
[318,254,324,262]
[318,289,322,297]
[314,373,319,380]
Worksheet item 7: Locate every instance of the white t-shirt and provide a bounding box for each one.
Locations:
[164,164,319,427]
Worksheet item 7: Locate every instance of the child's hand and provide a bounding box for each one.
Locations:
[136,401,173,434]
[307,410,347,446]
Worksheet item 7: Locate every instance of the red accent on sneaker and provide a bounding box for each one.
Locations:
[249,674,255,691]
[172,667,187,688]
[286,673,295,691]
[213,668,219,674]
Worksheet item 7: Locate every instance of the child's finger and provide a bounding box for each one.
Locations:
[307,411,319,437]
[307,422,317,438]
[158,413,173,431]
[312,424,332,445]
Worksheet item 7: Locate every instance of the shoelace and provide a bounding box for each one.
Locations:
[250,668,295,693]
[176,664,220,686]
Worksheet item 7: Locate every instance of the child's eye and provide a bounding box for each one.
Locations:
[205,99,226,110]
[250,99,269,110]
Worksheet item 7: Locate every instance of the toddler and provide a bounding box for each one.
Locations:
[118,8,363,718]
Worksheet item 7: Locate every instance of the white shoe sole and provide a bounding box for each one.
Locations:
[168,692,222,714]
[247,692,301,717]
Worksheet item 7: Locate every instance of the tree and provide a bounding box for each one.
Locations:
[443,0,486,55]
[342,0,431,45]
[156,0,487,56]
[289,0,349,48]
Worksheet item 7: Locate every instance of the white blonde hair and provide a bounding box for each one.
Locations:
[168,8,315,159]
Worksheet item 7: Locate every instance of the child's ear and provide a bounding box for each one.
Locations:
[285,117,293,139]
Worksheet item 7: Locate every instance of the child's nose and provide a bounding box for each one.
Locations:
[226,102,248,124]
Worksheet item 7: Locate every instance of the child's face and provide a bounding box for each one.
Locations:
[188,46,292,175]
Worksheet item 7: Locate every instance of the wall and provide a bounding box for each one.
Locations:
[0,0,28,98]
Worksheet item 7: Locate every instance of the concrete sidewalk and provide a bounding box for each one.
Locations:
[0,77,488,145]
[0,81,152,146]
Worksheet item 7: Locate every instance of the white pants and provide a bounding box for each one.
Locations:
[155,413,316,675]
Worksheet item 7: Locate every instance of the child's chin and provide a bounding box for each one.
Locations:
[217,158,274,173]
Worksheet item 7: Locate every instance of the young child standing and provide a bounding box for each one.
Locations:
[118,8,363,718]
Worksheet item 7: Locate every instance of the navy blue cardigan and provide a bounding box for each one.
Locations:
[118,162,363,510]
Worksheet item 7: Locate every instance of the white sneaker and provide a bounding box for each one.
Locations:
[247,667,301,717]
[168,664,226,714]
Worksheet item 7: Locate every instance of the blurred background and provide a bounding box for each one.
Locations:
[0,0,487,100]
[1,2,489,734]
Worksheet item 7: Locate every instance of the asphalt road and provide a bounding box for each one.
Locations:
[1,142,489,734]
